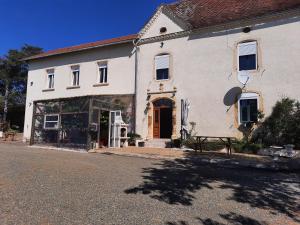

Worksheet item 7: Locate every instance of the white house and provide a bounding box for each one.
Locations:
[23,0,300,149]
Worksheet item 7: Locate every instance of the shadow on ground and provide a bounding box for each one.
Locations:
[166,212,267,225]
[124,153,300,222]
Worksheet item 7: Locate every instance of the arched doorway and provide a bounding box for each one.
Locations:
[152,98,173,139]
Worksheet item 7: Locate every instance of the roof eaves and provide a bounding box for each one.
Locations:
[24,34,137,61]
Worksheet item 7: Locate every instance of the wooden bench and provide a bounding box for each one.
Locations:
[193,136,237,155]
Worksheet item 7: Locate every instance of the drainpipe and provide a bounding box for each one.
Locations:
[132,38,140,134]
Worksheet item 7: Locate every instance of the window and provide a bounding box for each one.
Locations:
[47,73,54,89]
[239,93,259,124]
[155,54,170,80]
[71,66,80,86]
[44,114,59,129]
[160,27,167,34]
[46,69,55,89]
[238,41,257,71]
[98,64,108,83]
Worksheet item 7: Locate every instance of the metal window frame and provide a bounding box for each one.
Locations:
[44,114,60,130]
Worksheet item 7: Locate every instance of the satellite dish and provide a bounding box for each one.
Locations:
[238,71,250,85]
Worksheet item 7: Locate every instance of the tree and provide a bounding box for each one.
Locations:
[252,98,300,148]
[0,45,43,123]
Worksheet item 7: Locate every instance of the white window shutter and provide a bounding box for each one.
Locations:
[239,41,257,56]
[240,92,259,99]
[155,55,170,70]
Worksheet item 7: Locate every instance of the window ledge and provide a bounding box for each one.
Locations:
[238,69,258,73]
[42,88,55,92]
[66,86,80,90]
[93,83,109,87]
[155,79,170,82]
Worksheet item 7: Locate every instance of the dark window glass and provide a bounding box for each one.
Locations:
[239,99,258,123]
[99,67,107,83]
[249,99,258,122]
[156,68,169,80]
[72,71,80,86]
[239,54,256,71]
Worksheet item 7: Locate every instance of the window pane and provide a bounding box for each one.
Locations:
[45,115,59,122]
[45,122,58,128]
[48,74,54,89]
[99,67,107,83]
[239,99,258,123]
[239,54,256,71]
[249,99,258,122]
[240,102,248,122]
[104,68,107,83]
[72,71,79,86]
[156,68,169,80]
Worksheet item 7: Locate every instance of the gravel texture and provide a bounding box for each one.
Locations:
[0,143,299,225]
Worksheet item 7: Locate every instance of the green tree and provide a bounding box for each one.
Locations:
[0,45,42,122]
[252,98,300,148]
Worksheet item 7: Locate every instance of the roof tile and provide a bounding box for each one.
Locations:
[25,34,138,60]
[166,0,300,29]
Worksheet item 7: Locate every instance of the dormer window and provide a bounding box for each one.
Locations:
[155,54,170,80]
[238,41,257,71]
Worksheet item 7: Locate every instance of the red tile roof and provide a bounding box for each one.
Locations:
[166,0,300,29]
[25,34,138,61]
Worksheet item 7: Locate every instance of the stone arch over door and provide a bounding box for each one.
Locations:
[147,95,177,139]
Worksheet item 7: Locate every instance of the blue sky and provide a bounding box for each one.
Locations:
[0,0,174,55]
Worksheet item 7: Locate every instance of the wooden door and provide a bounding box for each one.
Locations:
[153,108,160,138]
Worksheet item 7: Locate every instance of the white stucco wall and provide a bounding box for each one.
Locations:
[136,14,300,139]
[142,11,184,39]
[23,43,135,141]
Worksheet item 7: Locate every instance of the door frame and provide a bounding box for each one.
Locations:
[153,107,160,138]
[148,97,177,140]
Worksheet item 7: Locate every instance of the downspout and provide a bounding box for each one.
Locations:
[132,38,140,134]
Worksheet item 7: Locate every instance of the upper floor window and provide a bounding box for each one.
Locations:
[71,65,80,86]
[239,93,259,124]
[238,41,257,71]
[155,54,170,80]
[47,74,54,89]
[98,63,108,84]
[46,69,55,89]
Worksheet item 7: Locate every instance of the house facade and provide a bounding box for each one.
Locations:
[23,0,300,149]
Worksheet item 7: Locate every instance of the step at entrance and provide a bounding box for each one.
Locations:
[144,139,171,148]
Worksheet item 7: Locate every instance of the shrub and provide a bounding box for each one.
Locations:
[252,98,300,149]
[171,138,182,148]
[233,141,262,154]
[127,133,141,146]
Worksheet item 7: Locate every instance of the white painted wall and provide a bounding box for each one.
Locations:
[136,14,300,139]
[142,11,184,39]
[23,11,300,142]
[23,43,135,141]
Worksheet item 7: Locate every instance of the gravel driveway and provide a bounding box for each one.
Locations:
[0,143,299,225]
